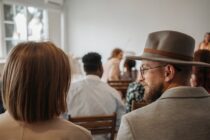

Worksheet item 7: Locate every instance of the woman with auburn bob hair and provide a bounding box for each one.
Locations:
[0,42,92,140]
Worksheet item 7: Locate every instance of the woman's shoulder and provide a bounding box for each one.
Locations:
[198,42,210,50]
[109,58,120,63]
[53,118,92,139]
[0,113,92,140]
[42,117,93,140]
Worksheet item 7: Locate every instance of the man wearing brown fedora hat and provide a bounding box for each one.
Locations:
[117,30,210,140]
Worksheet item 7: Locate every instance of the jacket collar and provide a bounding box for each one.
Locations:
[159,86,210,100]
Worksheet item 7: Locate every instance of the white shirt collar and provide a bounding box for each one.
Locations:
[85,75,101,81]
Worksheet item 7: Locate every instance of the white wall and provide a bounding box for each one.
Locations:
[48,9,63,48]
[64,0,210,62]
[0,63,4,78]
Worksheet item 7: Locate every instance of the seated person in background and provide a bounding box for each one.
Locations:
[190,49,210,93]
[68,53,84,83]
[0,41,92,140]
[102,48,123,82]
[125,72,145,113]
[67,52,125,140]
[198,32,210,50]
[121,59,137,81]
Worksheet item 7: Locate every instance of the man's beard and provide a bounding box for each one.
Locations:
[143,83,164,103]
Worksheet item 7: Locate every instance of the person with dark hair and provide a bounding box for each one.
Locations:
[0,41,92,140]
[102,48,123,81]
[82,52,103,77]
[191,49,210,93]
[198,32,210,50]
[117,31,210,140]
[121,59,137,81]
[67,52,125,140]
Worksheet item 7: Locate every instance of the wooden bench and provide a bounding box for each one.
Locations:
[108,80,132,99]
[68,113,117,140]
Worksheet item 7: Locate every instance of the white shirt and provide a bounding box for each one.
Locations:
[67,75,125,140]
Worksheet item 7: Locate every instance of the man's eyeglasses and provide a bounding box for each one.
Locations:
[140,64,167,78]
[140,64,182,79]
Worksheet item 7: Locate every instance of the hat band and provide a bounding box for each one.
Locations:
[144,48,193,61]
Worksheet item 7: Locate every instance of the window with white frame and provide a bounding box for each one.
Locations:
[1,3,47,58]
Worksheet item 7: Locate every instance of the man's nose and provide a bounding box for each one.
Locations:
[137,71,144,82]
[139,75,145,82]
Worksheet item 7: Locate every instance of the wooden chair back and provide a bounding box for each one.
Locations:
[131,100,147,111]
[68,113,117,140]
[108,80,132,99]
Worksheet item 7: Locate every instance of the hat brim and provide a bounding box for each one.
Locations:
[127,55,210,67]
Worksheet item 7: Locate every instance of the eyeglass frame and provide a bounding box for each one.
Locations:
[139,64,167,79]
[139,64,182,79]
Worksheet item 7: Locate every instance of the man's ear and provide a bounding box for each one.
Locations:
[164,65,176,82]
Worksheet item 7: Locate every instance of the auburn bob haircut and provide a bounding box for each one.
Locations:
[2,41,71,123]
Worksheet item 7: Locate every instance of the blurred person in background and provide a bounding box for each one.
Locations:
[68,52,84,83]
[102,48,123,82]
[190,49,210,93]
[121,59,138,81]
[198,32,210,50]
[125,71,145,113]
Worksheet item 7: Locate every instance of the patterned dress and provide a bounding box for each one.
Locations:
[125,82,144,113]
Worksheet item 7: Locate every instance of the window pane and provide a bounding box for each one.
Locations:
[2,4,48,58]
[5,23,15,38]
[15,5,24,14]
[14,5,27,40]
[6,40,17,54]
[4,4,14,21]
[27,7,45,40]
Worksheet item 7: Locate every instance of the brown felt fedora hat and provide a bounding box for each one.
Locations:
[128,30,210,67]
